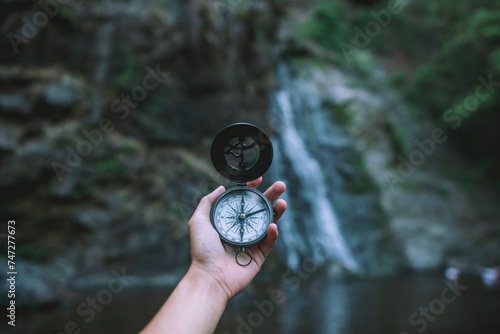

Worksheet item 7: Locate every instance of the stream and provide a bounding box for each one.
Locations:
[8,274,500,334]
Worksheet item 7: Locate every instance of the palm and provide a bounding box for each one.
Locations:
[188,178,286,300]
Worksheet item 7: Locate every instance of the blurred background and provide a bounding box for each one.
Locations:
[1,0,499,333]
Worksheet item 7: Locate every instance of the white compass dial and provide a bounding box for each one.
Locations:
[212,189,272,246]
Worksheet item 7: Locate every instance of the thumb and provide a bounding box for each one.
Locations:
[192,186,225,219]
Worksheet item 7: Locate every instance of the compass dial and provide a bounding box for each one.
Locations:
[211,188,273,247]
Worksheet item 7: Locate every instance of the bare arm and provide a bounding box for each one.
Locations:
[141,177,287,334]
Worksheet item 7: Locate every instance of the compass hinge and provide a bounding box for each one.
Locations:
[237,182,246,187]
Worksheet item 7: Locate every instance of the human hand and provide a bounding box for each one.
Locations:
[187,177,287,301]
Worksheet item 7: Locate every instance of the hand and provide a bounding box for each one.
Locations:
[188,177,287,301]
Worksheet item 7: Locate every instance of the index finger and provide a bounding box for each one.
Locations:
[264,181,286,203]
[246,177,263,189]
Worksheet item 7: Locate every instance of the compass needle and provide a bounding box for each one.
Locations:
[239,222,244,242]
[245,208,266,218]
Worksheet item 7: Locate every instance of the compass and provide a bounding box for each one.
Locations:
[210,123,274,266]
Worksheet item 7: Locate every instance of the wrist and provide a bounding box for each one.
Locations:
[186,264,231,304]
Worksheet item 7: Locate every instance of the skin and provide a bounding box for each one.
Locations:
[141,177,287,334]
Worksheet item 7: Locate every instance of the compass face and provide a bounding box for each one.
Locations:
[211,188,273,247]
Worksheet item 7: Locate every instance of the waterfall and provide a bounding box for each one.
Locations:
[270,64,360,274]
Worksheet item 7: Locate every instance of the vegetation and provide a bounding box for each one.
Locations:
[300,0,500,190]
[299,1,350,51]
[1,243,53,263]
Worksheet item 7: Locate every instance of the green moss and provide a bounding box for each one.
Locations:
[236,3,252,17]
[153,0,168,10]
[344,155,380,194]
[143,94,166,118]
[346,155,364,171]
[115,45,140,88]
[385,119,409,156]
[436,184,450,198]
[347,177,380,194]
[373,205,389,228]
[299,1,350,51]
[54,133,79,147]
[94,159,127,177]
[122,139,141,154]
[69,179,97,200]
[348,50,377,75]
[1,243,53,263]
[58,7,79,26]
[389,70,407,88]
[323,101,353,125]
[80,159,129,185]
[440,159,497,196]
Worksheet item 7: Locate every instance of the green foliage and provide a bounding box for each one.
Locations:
[388,69,406,88]
[310,0,500,188]
[58,7,79,26]
[94,159,127,177]
[347,177,379,194]
[299,1,350,51]
[345,155,380,194]
[54,133,79,147]
[1,243,53,262]
[81,159,129,186]
[441,159,498,195]
[115,45,140,88]
[69,179,97,201]
[323,101,352,125]
[122,139,141,154]
[385,118,408,156]
[436,184,450,198]
[399,2,500,179]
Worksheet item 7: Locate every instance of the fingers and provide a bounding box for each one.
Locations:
[257,198,286,260]
[273,199,287,224]
[258,223,279,259]
[264,181,286,203]
[246,177,263,189]
[192,186,225,219]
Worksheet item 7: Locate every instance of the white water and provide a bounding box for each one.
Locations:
[271,65,360,273]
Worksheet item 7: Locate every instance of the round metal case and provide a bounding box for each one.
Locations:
[210,123,273,184]
[210,187,273,248]
[209,123,275,265]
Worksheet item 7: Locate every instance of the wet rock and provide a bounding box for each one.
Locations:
[44,83,79,109]
[0,0,280,311]
[0,92,32,114]
[1,260,75,308]
[76,208,113,229]
[0,121,22,150]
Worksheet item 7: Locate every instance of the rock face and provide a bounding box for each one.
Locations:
[0,0,282,308]
[1,0,499,311]
[295,60,500,272]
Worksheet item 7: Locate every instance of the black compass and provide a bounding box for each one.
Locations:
[210,123,274,266]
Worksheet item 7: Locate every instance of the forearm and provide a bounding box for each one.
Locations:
[141,265,228,334]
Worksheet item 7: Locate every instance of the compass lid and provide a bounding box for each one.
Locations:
[211,123,273,183]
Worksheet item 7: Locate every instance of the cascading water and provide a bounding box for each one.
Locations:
[270,64,360,273]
